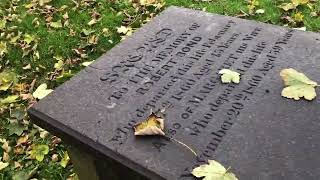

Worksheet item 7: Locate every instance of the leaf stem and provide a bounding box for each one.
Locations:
[165,136,197,157]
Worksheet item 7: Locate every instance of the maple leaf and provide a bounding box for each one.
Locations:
[33,83,53,99]
[192,160,238,180]
[134,113,165,136]
[280,68,318,100]
[219,69,241,84]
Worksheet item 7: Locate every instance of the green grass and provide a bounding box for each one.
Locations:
[0,0,320,179]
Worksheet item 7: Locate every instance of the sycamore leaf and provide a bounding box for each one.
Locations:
[192,160,238,180]
[219,69,240,84]
[29,144,49,162]
[33,83,53,99]
[50,20,63,28]
[60,151,70,168]
[0,162,9,171]
[280,68,317,100]
[134,113,165,136]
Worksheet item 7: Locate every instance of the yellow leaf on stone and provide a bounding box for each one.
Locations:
[192,160,238,180]
[219,69,240,84]
[280,68,317,101]
[134,113,165,136]
[33,83,53,99]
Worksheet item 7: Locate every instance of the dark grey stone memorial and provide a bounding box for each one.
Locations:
[28,6,320,180]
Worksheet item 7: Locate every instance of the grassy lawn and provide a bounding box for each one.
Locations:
[0,0,319,179]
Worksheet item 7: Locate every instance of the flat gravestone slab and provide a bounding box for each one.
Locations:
[28,6,320,180]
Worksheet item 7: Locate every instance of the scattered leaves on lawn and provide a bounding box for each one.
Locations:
[32,83,53,99]
[134,113,165,136]
[192,160,238,180]
[219,69,241,84]
[29,144,49,162]
[280,68,318,100]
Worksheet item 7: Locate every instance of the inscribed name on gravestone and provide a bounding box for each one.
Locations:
[28,7,320,180]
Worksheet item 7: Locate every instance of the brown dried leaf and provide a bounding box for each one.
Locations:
[134,113,165,136]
